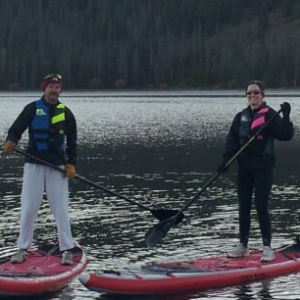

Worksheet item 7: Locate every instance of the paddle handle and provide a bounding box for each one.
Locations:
[13,148,152,211]
[179,108,283,214]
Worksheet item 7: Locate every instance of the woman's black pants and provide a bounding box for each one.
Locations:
[237,166,274,247]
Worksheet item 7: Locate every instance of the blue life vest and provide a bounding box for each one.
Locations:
[29,99,66,151]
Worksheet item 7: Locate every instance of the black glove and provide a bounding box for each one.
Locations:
[280,102,291,120]
[217,161,229,173]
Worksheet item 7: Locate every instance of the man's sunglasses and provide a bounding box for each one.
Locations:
[246,90,261,96]
[45,73,62,79]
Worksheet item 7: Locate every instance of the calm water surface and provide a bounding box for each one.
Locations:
[0,91,300,300]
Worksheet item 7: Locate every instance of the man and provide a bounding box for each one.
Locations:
[3,74,77,265]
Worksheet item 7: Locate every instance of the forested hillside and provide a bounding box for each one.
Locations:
[1,0,300,90]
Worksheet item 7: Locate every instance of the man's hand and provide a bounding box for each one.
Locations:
[65,164,76,179]
[3,141,15,154]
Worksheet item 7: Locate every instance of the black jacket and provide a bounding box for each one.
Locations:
[6,97,77,166]
[222,104,293,170]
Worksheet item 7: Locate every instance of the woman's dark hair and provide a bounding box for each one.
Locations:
[247,80,265,95]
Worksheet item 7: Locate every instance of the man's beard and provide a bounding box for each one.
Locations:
[49,93,59,103]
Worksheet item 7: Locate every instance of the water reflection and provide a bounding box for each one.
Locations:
[0,92,300,299]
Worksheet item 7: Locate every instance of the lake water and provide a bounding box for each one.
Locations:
[0,90,300,300]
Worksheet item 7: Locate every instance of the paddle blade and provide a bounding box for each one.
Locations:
[145,213,184,248]
[151,209,181,221]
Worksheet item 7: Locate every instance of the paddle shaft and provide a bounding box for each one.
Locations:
[13,148,152,211]
[144,108,283,248]
[178,108,282,215]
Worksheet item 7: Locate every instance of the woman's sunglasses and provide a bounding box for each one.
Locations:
[246,90,261,96]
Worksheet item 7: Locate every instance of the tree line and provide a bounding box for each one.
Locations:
[0,0,300,90]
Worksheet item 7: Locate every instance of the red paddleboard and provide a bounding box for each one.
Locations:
[79,240,300,295]
[0,244,88,297]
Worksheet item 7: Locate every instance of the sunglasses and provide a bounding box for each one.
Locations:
[45,73,62,79]
[246,90,261,96]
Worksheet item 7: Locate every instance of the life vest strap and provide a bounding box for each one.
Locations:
[51,112,65,124]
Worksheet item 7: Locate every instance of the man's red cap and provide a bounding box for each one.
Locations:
[43,74,63,90]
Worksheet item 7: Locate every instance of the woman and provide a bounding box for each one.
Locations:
[218,80,294,262]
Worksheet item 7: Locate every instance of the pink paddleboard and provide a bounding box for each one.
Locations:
[0,244,88,297]
[79,241,300,295]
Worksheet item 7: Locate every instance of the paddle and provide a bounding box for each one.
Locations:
[13,148,182,221]
[145,108,283,248]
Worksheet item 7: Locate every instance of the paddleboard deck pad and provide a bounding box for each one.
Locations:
[79,240,300,295]
[0,244,88,297]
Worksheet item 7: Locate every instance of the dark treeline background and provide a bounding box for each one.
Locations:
[1,0,300,90]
